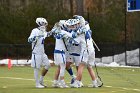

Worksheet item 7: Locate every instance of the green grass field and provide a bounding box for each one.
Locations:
[0,66,140,93]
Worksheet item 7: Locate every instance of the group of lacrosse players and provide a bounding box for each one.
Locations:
[28,15,102,88]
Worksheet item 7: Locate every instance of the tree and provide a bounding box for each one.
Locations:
[75,0,84,16]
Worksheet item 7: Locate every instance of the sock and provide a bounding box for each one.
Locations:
[39,76,44,82]
[72,75,76,78]
[92,79,98,86]
[34,68,39,86]
[67,68,74,77]
[60,79,65,84]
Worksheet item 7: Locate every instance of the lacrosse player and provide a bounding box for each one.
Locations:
[56,19,80,86]
[28,17,52,88]
[51,21,72,88]
[70,15,99,88]
[65,19,84,87]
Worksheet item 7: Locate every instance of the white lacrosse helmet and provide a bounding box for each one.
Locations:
[66,19,80,26]
[59,20,67,27]
[36,17,48,26]
[73,15,85,26]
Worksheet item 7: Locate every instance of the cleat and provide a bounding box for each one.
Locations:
[39,81,47,87]
[96,78,103,87]
[70,80,80,88]
[36,83,45,88]
[79,81,84,87]
[59,81,69,88]
[92,84,99,88]
[52,80,59,88]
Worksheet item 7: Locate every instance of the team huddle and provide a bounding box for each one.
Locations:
[28,15,102,88]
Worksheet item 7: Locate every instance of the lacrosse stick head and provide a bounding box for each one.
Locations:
[96,77,103,87]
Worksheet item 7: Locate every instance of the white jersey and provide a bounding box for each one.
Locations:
[54,30,70,52]
[55,38,66,51]
[28,27,48,55]
[74,34,87,52]
[73,24,95,65]
[85,23,95,51]
[53,28,69,65]
[28,26,51,69]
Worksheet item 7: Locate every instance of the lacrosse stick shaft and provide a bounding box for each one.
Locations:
[27,41,37,62]
[92,39,100,51]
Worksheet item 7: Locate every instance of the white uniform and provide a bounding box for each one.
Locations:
[28,27,50,69]
[61,23,81,66]
[74,23,95,66]
[54,38,67,65]
[66,44,81,66]
[66,39,81,66]
[53,29,68,65]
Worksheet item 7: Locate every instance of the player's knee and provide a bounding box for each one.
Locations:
[87,65,93,69]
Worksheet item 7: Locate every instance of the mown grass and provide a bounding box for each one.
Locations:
[0,66,140,93]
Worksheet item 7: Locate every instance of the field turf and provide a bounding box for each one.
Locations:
[0,66,140,93]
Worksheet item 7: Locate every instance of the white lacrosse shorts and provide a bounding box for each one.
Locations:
[80,50,95,66]
[54,53,66,65]
[31,53,50,69]
[66,54,80,66]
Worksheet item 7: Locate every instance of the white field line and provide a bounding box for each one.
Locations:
[104,85,140,92]
[0,77,34,81]
[0,76,53,82]
[0,76,140,92]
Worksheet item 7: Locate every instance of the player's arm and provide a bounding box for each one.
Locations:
[28,29,43,43]
[28,29,38,43]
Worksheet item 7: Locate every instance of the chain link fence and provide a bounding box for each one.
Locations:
[0,43,139,66]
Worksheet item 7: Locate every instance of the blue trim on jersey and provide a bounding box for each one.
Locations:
[61,53,65,64]
[54,50,65,54]
[81,50,85,62]
[70,53,80,56]
[34,54,36,68]
[85,31,91,39]
[72,33,77,38]
[54,34,64,39]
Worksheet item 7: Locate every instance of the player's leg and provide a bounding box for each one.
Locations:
[74,56,84,87]
[66,61,77,84]
[76,63,85,81]
[59,63,66,83]
[31,54,44,88]
[71,62,85,88]
[53,53,68,88]
[39,68,48,87]
[66,55,76,84]
[66,55,76,78]
[87,51,98,87]
[52,53,60,87]
[40,68,48,82]
[39,54,50,87]
[59,54,69,88]
[71,51,88,88]
[87,66,98,87]
[66,62,75,77]
[53,66,60,87]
